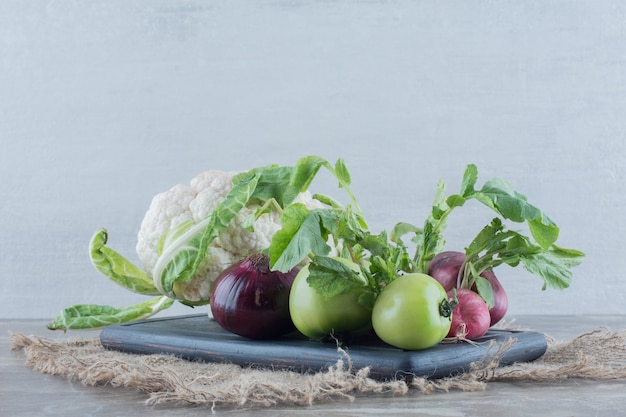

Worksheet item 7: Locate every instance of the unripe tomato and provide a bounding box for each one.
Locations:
[372,273,453,350]
[289,257,373,341]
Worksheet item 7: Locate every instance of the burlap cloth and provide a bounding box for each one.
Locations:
[10,326,626,410]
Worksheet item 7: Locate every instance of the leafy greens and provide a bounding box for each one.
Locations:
[269,163,584,302]
[48,157,584,331]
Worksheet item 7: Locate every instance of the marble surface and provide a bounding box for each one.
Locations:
[3,315,625,416]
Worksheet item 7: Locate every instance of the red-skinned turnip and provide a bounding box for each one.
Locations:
[447,288,491,340]
[428,251,465,291]
[472,269,508,326]
[428,250,509,327]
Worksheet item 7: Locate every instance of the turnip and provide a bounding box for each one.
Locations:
[472,269,508,326]
[447,288,491,340]
[427,251,465,291]
[428,250,509,326]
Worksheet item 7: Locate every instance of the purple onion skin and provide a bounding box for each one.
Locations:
[428,250,509,327]
[210,253,299,339]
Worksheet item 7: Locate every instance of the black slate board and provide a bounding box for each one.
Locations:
[100,314,547,380]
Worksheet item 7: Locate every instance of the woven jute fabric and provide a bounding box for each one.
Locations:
[10,327,626,410]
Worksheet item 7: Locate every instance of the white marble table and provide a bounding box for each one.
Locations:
[3,315,625,417]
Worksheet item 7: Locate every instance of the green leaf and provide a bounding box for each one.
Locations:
[306,256,368,299]
[232,158,320,208]
[231,155,359,215]
[154,172,260,297]
[465,218,505,257]
[237,165,294,207]
[548,245,586,268]
[473,273,495,308]
[47,296,174,331]
[269,204,332,272]
[498,234,544,267]
[446,194,467,210]
[413,180,451,272]
[328,157,364,216]
[461,214,583,291]
[283,155,327,204]
[389,222,422,245]
[528,218,560,251]
[460,164,478,197]
[89,229,160,295]
[334,158,352,187]
[473,177,558,249]
[318,206,367,243]
[312,193,343,209]
[431,180,448,215]
[157,220,194,255]
[414,220,447,271]
[521,246,584,290]
[360,231,393,258]
[357,290,377,311]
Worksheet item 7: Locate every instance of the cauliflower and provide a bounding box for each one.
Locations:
[48,156,366,331]
[136,170,324,302]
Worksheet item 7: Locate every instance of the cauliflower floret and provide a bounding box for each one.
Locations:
[136,170,324,302]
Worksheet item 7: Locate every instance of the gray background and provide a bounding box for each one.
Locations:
[2,1,625,321]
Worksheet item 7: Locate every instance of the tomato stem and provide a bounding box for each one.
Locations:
[439,292,456,319]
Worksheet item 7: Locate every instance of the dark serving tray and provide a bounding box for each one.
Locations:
[100,314,547,380]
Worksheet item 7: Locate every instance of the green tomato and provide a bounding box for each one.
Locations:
[289,257,373,341]
[372,273,453,350]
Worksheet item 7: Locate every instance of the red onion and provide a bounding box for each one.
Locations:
[209,253,298,339]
